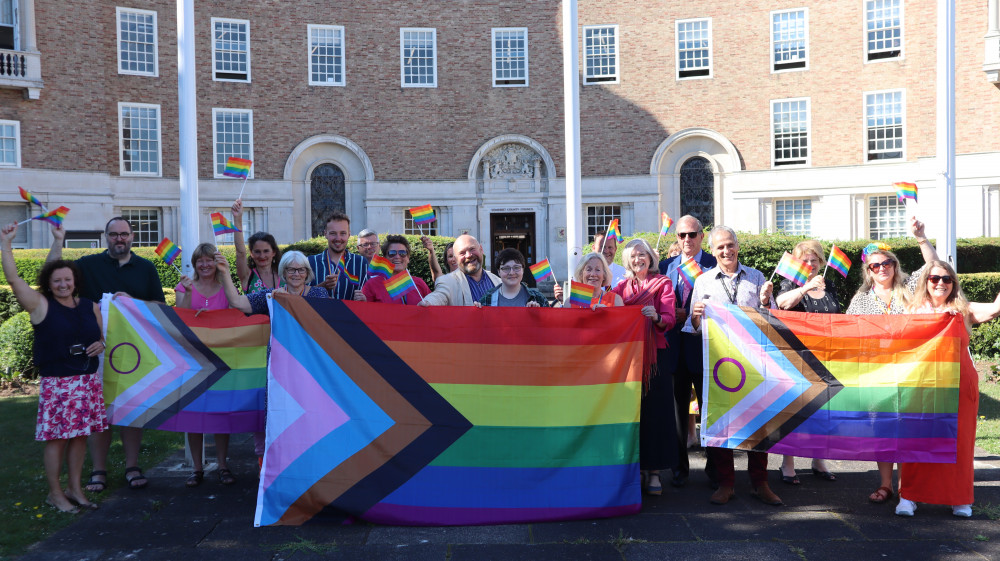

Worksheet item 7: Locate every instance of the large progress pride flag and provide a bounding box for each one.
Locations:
[701,303,962,463]
[255,295,645,526]
[101,296,269,433]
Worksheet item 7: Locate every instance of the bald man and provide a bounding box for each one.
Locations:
[419,234,501,306]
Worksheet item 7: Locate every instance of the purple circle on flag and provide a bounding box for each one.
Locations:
[713,358,746,392]
[109,342,140,375]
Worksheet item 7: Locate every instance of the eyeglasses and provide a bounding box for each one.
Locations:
[928,275,954,285]
[107,232,131,239]
[677,232,700,239]
[358,242,378,248]
[386,250,408,257]
[499,265,524,274]
[868,260,895,272]
[285,267,307,275]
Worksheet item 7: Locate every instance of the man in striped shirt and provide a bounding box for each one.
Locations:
[307,211,369,300]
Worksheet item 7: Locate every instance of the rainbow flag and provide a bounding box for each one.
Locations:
[660,212,673,236]
[369,255,395,278]
[336,253,360,283]
[210,212,241,236]
[100,297,269,432]
[678,257,703,288]
[827,245,851,278]
[154,237,181,265]
[32,206,69,227]
[895,181,918,203]
[606,218,624,242]
[18,186,46,209]
[256,295,644,526]
[702,303,962,463]
[384,271,416,299]
[774,252,812,286]
[529,258,553,282]
[223,157,252,179]
[568,281,597,308]
[408,204,436,225]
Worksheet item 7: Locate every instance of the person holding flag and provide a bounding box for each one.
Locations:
[307,212,369,300]
[560,252,623,308]
[230,199,283,294]
[359,235,430,304]
[476,248,548,307]
[420,234,500,306]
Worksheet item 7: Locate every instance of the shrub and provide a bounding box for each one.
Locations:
[0,312,35,379]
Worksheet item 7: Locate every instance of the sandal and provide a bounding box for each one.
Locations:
[778,469,800,485]
[186,471,204,488]
[218,468,236,486]
[64,491,99,511]
[869,485,893,504]
[85,470,107,493]
[812,468,837,481]
[124,466,148,490]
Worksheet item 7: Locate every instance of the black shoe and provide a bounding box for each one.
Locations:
[671,473,688,488]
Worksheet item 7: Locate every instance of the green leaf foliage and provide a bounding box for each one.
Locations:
[0,312,34,379]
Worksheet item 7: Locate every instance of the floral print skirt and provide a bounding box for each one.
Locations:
[35,373,108,441]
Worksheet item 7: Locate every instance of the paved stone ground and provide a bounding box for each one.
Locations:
[18,434,1000,561]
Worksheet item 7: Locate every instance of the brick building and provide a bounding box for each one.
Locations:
[1,0,998,274]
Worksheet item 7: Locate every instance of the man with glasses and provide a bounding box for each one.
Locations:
[420,234,500,306]
[48,217,165,492]
[356,229,379,263]
[307,212,369,300]
[656,215,716,488]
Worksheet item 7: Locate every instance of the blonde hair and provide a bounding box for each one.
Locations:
[573,253,612,288]
[908,260,971,333]
[620,238,660,279]
[853,248,911,307]
[792,240,825,269]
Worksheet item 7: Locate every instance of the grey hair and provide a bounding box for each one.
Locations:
[278,250,315,284]
[620,238,660,279]
[357,228,378,238]
[678,215,703,231]
[707,225,739,248]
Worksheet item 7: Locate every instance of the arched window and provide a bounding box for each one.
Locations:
[310,164,345,237]
[680,156,714,227]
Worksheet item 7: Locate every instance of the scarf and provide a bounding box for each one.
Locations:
[620,274,672,391]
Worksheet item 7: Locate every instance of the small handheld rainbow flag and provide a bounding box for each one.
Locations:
[606,219,624,242]
[210,212,241,236]
[30,206,69,227]
[678,257,703,288]
[336,253,360,284]
[223,157,252,179]
[18,187,47,211]
[529,258,553,283]
[826,245,852,278]
[408,204,436,225]
[568,281,597,308]
[774,252,812,286]
[154,237,182,266]
[660,213,673,236]
[369,255,395,278]
[894,181,917,203]
[385,270,417,299]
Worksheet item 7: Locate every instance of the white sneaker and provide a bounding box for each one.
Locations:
[952,504,972,518]
[895,497,917,517]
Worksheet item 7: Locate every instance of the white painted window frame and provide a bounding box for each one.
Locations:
[491,27,528,87]
[770,8,808,73]
[582,24,620,85]
[400,27,437,88]
[770,96,811,168]
[212,108,254,179]
[773,198,812,236]
[307,24,345,86]
[863,88,906,162]
[117,102,162,177]
[863,0,904,63]
[675,18,712,80]
[0,119,20,168]
[211,17,251,83]
[116,7,158,77]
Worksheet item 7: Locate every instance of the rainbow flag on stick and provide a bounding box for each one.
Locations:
[25,206,69,228]
[772,252,812,286]
[529,258,554,283]
[369,255,395,279]
[568,281,597,308]
[678,257,703,288]
[223,157,252,179]
[18,186,48,211]
[384,270,417,300]
[605,218,624,243]
[408,204,436,225]
[825,245,852,278]
[154,237,181,266]
[702,303,962,463]
[256,296,644,526]
[659,213,673,236]
[211,212,241,236]
[895,181,918,203]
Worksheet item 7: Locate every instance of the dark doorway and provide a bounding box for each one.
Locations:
[490,212,536,284]
[310,163,346,237]
[680,156,715,228]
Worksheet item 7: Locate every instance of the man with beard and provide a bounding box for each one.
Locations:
[307,211,369,300]
[419,234,501,306]
[48,217,164,492]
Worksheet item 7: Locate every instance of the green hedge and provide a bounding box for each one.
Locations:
[0,312,34,379]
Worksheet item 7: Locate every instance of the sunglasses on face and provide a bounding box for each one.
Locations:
[928,275,954,285]
[868,260,895,272]
[677,232,699,239]
[386,250,408,257]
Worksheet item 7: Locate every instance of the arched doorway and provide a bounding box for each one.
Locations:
[310,164,345,237]
[680,156,715,227]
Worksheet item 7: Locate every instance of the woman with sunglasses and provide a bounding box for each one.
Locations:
[476,248,548,307]
[361,235,431,304]
[845,216,939,505]
[895,262,1000,517]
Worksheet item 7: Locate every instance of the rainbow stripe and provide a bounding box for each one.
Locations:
[384,271,416,299]
[369,255,395,278]
[703,303,962,463]
[827,245,851,278]
[678,258,703,288]
[606,219,624,242]
[210,212,241,236]
[529,258,553,282]
[895,181,918,203]
[408,204,436,225]
[223,157,252,179]
[32,206,69,227]
[18,186,46,209]
[774,252,811,286]
[660,212,673,236]
[154,237,181,265]
[568,281,597,308]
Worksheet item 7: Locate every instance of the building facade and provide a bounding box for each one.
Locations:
[1,0,998,274]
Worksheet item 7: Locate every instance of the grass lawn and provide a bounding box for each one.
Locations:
[0,390,183,560]
[977,367,1000,456]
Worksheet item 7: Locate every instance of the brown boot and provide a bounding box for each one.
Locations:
[709,485,735,505]
[752,483,783,506]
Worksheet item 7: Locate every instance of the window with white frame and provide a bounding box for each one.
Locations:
[308,24,344,86]
[865,0,902,61]
[116,7,158,76]
[0,205,28,245]
[586,205,622,243]
[492,27,528,87]
[0,0,16,50]
[676,18,711,79]
[772,98,810,167]
[211,207,254,244]
[865,90,904,161]
[0,120,20,168]
[118,103,161,176]
[212,109,253,178]
[771,8,807,72]
[868,195,906,239]
[404,207,440,236]
[120,208,161,247]
[212,18,250,82]
[774,199,811,235]
[583,25,619,84]
[400,28,437,87]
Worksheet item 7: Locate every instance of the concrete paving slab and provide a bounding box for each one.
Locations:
[450,543,623,561]
[530,513,695,543]
[793,539,981,561]
[685,511,862,542]
[365,523,531,545]
[622,541,803,561]
[281,544,449,561]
